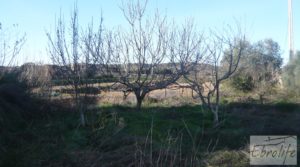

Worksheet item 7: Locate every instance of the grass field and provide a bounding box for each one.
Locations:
[1,83,300,167]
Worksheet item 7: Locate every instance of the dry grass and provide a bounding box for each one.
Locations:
[98,86,196,105]
[35,83,200,106]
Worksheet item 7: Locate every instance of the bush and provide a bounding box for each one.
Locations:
[206,150,249,167]
[231,75,254,92]
[283,51,300,97]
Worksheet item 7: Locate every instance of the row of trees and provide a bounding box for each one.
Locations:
[46,1,246,126]
[2,0,289,127]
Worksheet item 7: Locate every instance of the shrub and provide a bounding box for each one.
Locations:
[282,51,300,97]
[206,150,249,167]
[231,75,254,92]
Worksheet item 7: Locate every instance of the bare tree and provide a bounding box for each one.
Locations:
[183,26,246,126]
[109,0,182,110]
[0,23,25,77]
[81,16,114,111]
[83,16,111,84]
[47,7,97,126]
[169,20,205,85]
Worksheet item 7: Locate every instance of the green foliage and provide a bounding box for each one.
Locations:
[0,71,24,86]
[283,51,300,96]
[231,75,254,92]
[117,105,213,141]
[230,39,282,94]
[51,74,118,86]
[0,72,18,84]
[0,70,31,93]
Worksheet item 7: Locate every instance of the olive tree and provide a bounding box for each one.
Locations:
[231,39,283,103]
[283,51,300,97]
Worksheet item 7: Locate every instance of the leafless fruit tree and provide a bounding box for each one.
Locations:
[83,16,111,87]
[110,0,182,110]
[47,7,106,126]
[0,23,25,77]
[183,26,246,126]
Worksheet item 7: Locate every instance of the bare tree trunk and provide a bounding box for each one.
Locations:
[205,95,219,127]
[213,111,219,126]
[74,82,86,126]
[259,94,264,104]
[135,91,145,111]
[214,82,220,126]
[80,109,86,126]
[136,97,143,111]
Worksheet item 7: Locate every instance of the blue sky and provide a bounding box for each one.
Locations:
[0,0,299,64]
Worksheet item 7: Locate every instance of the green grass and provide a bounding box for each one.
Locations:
[1,92,300,167]
[111,105,210,133]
